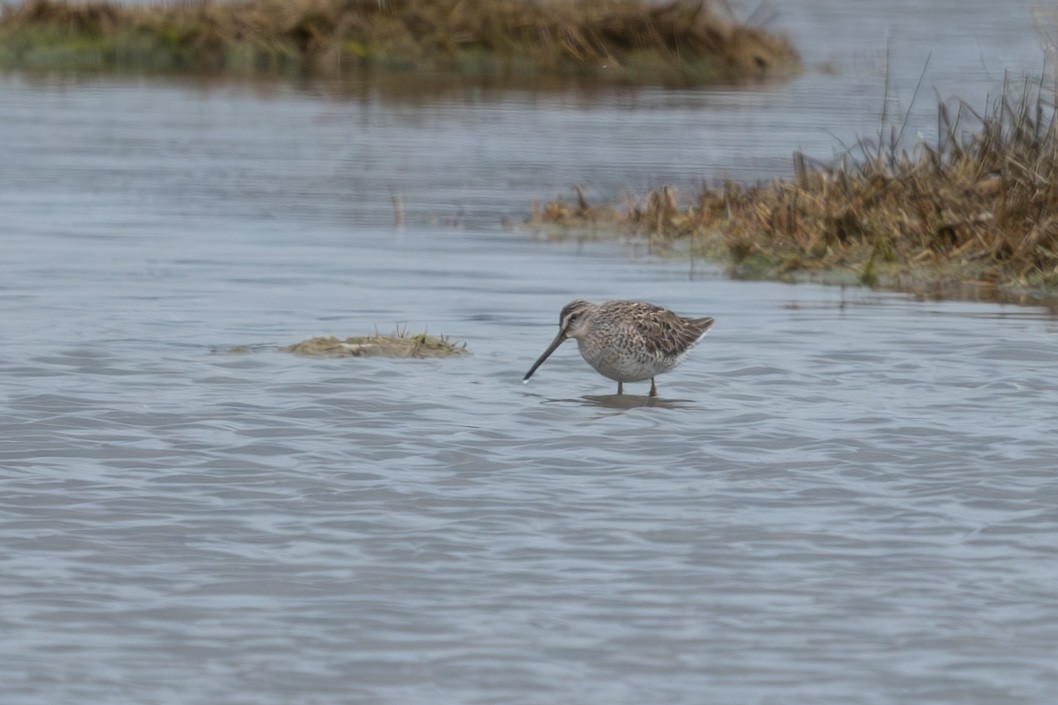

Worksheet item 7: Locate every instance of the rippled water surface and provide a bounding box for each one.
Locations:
[3,1,1058,703]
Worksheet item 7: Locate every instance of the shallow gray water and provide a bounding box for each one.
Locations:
[3,1,1058,704]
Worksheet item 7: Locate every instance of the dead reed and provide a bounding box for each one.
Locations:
[0,0,800,83]
[530,77,1058,303]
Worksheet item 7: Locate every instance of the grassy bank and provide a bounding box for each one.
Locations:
[529,79,1058,306]
[0,0,799,84]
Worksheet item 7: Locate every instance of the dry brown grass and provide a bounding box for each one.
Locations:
[529,78,1058,303]
[0,0,800,83]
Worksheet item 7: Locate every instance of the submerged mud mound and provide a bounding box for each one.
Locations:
[281,333,467,359]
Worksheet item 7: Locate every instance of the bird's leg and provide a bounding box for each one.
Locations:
[617,381,624,395]
[649,378,657,397]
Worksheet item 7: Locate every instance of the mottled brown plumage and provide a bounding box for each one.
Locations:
[523,300,714,396]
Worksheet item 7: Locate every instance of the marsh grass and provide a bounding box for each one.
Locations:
[530,77,1058,303]
[0,0,800,84]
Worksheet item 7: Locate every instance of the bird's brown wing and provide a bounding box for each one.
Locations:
[634,308,714,360]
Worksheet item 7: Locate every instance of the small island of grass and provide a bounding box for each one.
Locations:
[282,332,468,359]
[0,0,800,85]
[529,81,1058,306]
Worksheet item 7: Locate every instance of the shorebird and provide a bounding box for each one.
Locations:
[523,300,714,396]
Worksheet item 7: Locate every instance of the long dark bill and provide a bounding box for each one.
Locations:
[522,331,567,382]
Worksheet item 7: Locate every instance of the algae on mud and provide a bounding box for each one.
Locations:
[0,0,800,85]
[529,79,1058,307]
[282,333,468,359]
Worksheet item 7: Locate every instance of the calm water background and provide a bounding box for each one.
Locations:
[3,1,1058,704]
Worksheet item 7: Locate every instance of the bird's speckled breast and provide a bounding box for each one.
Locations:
[576,327,674,382]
